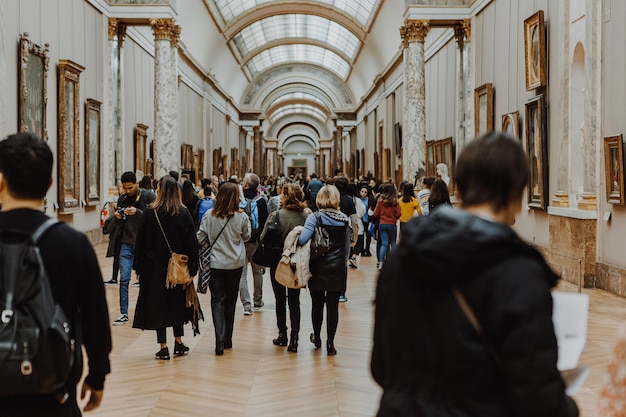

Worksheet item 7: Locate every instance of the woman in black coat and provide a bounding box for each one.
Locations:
[133,175,199,360]
[372,133,578,417]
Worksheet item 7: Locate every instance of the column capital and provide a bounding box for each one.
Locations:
[400,20,430,47]
[454,19,471,48]
[108,18,127,45]
[150,18,181,47]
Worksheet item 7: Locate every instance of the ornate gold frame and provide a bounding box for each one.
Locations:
[526,95,547,209]
[502,111,520,139]
[135,124,148,174]
[474,83,494,137]
[85,99,101,206]
[58,60,85,214]
[19,33,50,140]
[604,135,625,205]
[425,137,454,194]
[524,11,547,90]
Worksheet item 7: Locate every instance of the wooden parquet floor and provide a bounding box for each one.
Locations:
[85,242,625,417]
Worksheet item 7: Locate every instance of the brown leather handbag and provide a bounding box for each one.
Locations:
[155,212,192,288]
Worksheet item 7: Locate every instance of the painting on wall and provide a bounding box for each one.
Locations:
[524,10,547,90]
[474,83,493,137]
[425,137,454,194]
[19,33,50,140]
[502,111,521,139]
[603,135,625,205]
[58,60,85,214]
[135,124,148,174]
[85,99,101,206]
[525,95,548,209]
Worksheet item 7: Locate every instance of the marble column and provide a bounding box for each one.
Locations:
[400,20,429,181]
[333,126,344,175]
[554,1,570,207]
[253,125,263,174]
[150,18,181,178]
[455,19,472,150]
[107,18,126,189]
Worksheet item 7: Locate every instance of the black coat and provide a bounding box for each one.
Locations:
[371,205,578,417]
[132,207,199,330]
[0,209,111,417]
[309,221,348,293]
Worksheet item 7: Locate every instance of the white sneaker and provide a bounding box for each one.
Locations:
[348,258,358,269]
[243,309,253,316]
[113,314,129,325]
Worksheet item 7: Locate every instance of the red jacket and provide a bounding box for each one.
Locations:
[374,201,401,225]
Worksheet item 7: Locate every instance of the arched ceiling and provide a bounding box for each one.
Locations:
[206,0,383,145]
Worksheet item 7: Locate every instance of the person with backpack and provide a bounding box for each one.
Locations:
[238,173,269,315]
[193,185,215,229]
[259,183,310,352]
[0,132,112,416]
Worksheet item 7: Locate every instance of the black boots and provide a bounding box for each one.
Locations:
[273,333,288,346]
[287,334,298,352]
[310,333,322,349]
[327,340,337,356]
[215,341,224,356]
[155,347,170,360]
[173,341,189,357]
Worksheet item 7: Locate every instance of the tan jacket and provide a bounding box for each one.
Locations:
[280,226,312,288]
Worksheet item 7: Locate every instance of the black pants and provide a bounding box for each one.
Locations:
[111,239,122,280]
[362,221,372,254]
[270,265,301,337]
[310,290,340,343]
[209,267,243,346]
[156,326,183,344]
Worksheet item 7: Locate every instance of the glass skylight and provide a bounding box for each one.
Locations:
[214,0,377,26]
[267,92,326,109]
[232,14,359,59]
[246,44,350,79]
[269,103,328,123]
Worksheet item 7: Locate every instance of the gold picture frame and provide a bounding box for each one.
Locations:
[85,99,102,206]
[18,33,50,140]
[425,137,455,194]
[502,111,521,139]
[58,60,85,214]
[524,10,547,90]
[134,124,148,174]
[474,83,494,137]
[604,135,625,205]
[526,95,548,209]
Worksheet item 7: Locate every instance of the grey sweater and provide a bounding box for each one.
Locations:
[197,210,251,270]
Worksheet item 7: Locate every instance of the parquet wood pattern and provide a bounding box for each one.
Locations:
[83,243,625,417]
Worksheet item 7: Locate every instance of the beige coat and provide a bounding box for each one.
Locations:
[276,226,311,288]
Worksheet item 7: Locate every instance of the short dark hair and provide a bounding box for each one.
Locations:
[455,132,528,211]
[334,176,348,192]
[121,171,137,183]
[310,173,317,179]
[0,132,52,199]
[168,170,179,181]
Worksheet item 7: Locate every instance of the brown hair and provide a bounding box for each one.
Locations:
[315,185,340,209]
[380,183,398,206]
[212,182,239,218]
[281,183,306,211]
[150,175,182,216]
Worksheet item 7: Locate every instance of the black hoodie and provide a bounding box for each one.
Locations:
[371,205,578,417]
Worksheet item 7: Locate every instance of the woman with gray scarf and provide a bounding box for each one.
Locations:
[297,185,350,356]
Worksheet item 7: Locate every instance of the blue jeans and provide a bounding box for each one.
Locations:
[378,224,397,263]
[119,243,135,315]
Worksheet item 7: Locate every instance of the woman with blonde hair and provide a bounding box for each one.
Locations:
[133,175,199,360]
[297,185,350,355]
[197,182,250,355]
[261,183,310,352]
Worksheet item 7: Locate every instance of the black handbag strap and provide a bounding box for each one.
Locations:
[209,216,230,250]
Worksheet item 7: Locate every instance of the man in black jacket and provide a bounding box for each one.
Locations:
[0,132,111,416]
[109,171,155,325]
[372,132,579,417]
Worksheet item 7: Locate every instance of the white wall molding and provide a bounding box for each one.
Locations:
[404,0,493,21]
[85,0,177,19]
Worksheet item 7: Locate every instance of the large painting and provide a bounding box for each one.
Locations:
[135,124,148,174]
[85,99,101,205]
[502,111,521,140]
[474,83,494,137]
[525,95,547,209]
[425,137,454,194]
[18,33,50,140]
[524,11,547,90]
[604,135,625,205]
[58,60,85,214]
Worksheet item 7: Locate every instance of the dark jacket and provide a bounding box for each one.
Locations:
[371,205,578,417]
[0,209,111,417]
[305,178,323,210]
[132,207,199,330]
[244,188,268,243]
[308,214,349,293]
[112,188,156,246]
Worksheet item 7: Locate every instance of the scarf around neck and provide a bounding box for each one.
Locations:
[319,208,349,222]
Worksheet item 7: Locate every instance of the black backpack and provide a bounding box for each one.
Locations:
[252,210,283,267]
[0,219,75,403]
